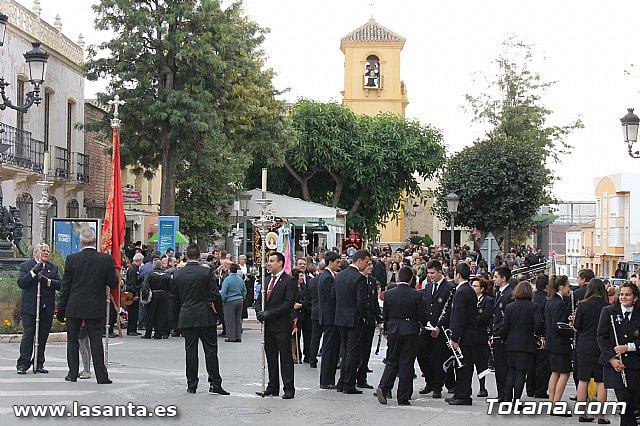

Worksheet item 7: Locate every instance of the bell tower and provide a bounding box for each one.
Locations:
[340,18,408,117]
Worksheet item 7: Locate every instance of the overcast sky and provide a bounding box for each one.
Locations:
[17,0,640,201]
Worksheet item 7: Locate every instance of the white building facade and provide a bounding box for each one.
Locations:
[0,0,87,246]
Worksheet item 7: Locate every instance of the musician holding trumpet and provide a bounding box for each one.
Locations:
[597,282,640,426]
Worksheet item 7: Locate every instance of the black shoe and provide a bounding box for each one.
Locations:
[97,379,112,384]
[187,387,196,394]
[448,398,472,405]
[549,412,572,417]
[108,332,117,338]
[171,332,180,337]
[336,386,344,393]
[432,390,442,399]
[569,394,577,401]
[320,385,337,389]
[343,387,363,394]
[419,385,433,395]
[398,400,411,406]
[64,375,77,382]
[477,389,488,398]
[376,388,387,405]
[218,333,226,337]
[17,369,27,375]
[224,338,235,342]
[141,335,151,339]
[35,367,48,374]
[578,416,595,423]
[356,382,374,389]
[310,363,317,368]
[153,335,162,340]
[282,392,295,399]
[162,334,169,339]
[534,393,549,399]
[447,388,455,394]
[209,385,230,395]
[366,368,373,373]
[444,397,454,403]
[235,339,242,342]
[255,390,278,397]
[127,332,141,336]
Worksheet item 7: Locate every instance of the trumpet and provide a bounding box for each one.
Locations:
[535,334,546,350]
[443,328,464,370]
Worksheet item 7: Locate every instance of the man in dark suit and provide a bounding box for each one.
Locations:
[416,259,454,398]
[376,266,426,405]
[527,273,551,398]
[446,262,477,405]
[569,268,594,397]
[307,265,322,368]
[16,244,61,374]
[334,249,370,394]
[296,258,314,363]
[58,227,118,384]
[490,265,513,401]
[255,252,297,399]
[373,256,387,292]
[172,244,228,395]
[356,262,381,388]
[124,253,144,336]
[318,251,341,388]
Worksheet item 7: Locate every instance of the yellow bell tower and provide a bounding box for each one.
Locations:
[340,18,409,243]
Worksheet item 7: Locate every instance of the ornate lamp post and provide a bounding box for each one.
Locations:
[239,192,252,255]
[445,192,459,258]
[299,224,309,258]
[0,13,49,113]
[620,108,640,159]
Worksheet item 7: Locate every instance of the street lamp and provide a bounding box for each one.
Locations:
[239,192,252,255]
[445,192,459,258]
[620,108,640,159]
[0,12,49,113]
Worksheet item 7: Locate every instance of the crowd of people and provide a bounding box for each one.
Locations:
[12,234,640,424]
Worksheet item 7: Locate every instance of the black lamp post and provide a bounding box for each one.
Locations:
[445,192,459,257]
[0,12,49,113]
[620,108,640,159]
[239,192,252,255]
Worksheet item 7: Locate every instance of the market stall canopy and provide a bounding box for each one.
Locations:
[231,189,339,219]
[148,231,189,243]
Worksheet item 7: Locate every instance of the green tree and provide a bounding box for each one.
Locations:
[432,38,583,243]
[247,100,446,238]
[85,0,291,239]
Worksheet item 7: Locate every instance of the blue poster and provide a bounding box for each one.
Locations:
[51,219,100,259]
[158,216,179,254]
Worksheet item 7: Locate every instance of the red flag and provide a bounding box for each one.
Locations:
[100,126,125,305]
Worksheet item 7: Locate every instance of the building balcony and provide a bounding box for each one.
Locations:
[0,122,45,174]
[50,147,90,184]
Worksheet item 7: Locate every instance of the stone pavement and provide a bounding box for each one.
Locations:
[0,321,615,425]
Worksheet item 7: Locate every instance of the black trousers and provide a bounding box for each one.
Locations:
[378,333,419,402]
[170,296,181,335]
[265,324,295,394]
[337,323,364,390]
[417,331,449,391]
[357,325,375,384]
[17,310,53,370]
[493,338,508,400]
[144,291,169,338]
[107,300,116,333]
[309,318,323,367]
[472,342,489,391]
[66,317,109,382]
[614,388,638,426]
[453,344,474,400]
[320,324,341,386]
[526,348,551,397]
[300,314,312,361]
[182,326,222,389]
[127,300,139,333]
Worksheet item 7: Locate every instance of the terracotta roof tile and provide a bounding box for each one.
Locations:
[341,18,405,43]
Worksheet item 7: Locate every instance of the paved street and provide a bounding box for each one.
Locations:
[0,320,610,425]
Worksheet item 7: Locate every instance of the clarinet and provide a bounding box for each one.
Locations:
[374,329,383,355]
[437,289,455,326]
[609,315,628,388]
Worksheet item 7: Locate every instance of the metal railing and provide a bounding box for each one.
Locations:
[0,122,45,173]
[53,146,69,179]
[73,152,89,183]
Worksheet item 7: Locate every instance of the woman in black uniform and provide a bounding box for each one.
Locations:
[501,281,543,402]
[545,275,573,411]
[597,282,640,426]
[471,276,493,398]
[574,278,610,423]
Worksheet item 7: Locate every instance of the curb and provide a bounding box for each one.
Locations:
[0,332,67,344]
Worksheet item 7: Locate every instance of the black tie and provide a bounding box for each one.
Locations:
[624,311,630,327]
[432,282,438,297]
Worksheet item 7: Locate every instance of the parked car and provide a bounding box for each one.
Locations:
[595,277,626,287]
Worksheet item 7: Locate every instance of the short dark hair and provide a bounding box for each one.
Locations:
[471,276,489,294]
[578,268,595,283]
[185,244,200,261]
[494,266,511,281]
[513,281,533,300]
[270,252,285,266]
[426,259,442,271]
[535,274,548,291]
[455,262,470,280]
[230,263,239,273]
[398,265,414,283]
[324,251,339,264]
[352,249,371,263]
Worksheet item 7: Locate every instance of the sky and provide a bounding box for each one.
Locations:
[16,0,640,201]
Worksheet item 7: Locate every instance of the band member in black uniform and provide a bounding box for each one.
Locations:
[334,249,370,394]
[572,268,595,394]
[574,278,610,423]
[357,261,381,388]
[527,273,551,399]
[375,266,426,406]
[597,282,640,426]
[255,252,297,399]
[446,262,477,406]
[141,260,172,339]
[491,266,514,401]
[470,276,493,398]
[307,269,322,368]
[318,251,341,389]
[125,253,145,336]
[501,281,543,403]
[416,259,454,399]
[545,275,572,411]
